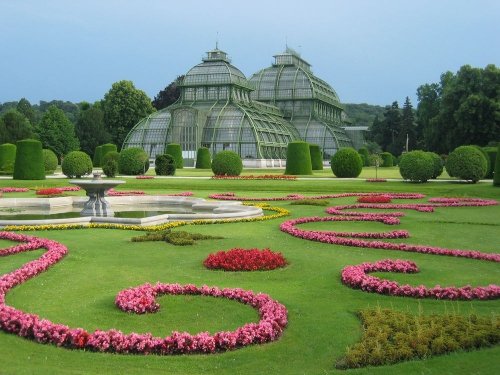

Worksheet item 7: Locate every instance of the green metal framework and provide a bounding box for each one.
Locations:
[122,48,300,162]
[249,48,353,159]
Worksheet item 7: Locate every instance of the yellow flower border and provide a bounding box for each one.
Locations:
[2,203,290,232]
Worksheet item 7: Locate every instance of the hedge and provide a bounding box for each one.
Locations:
[445,145,487,183]
[399,150,434,183]
[426,152,443,179]
[493,144,500,186]
[93,145,103,167]
[61,151,93,178]
[211,151,243,176]
[0,143,16,174]
[101,143,117,160]
[195,147,211,169]
[309,144,323,170]
[42,149,58,174]
[285,142,312,175]
[102,151,120,178]
[166,143,183,169]
[155,154,176,176]
[380,152,393,167]
[118,147,149,175]
[13,139,45,180]
[358,147,370,167]
[483,146,497,179]
[330,148,363,178]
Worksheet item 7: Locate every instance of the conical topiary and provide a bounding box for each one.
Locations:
[494,143,500,186]
[285,141,312,175]
[0,143,17,174]
[196,147,211,169]
[13,139,45,180]
[166,143,183,169]
[101,143,117,160]
[93,145,103,167]
[309,144,323,170]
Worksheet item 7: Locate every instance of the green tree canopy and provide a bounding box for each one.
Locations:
[36,105,79,158]
[75,103,110,157]
[0,109,34,144]
[152,75,184,110]
[102,80,155,149]
[16,98,36,125]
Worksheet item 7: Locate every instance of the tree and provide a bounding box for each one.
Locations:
[397,97,417,152]
[416,83,441,151]
[102,80,155,149]
[16,98,36,125]
[75,103,110,157]
[368,102,403,155]
[0,109,34,144]
[35,105,79,159]
[152,75,184,110]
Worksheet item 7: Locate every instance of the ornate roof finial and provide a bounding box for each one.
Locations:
[216,31,219,50]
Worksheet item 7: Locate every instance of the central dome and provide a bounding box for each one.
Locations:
[182,49,249,88]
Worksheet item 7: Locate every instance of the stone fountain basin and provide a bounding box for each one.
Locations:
[0,196,263,227]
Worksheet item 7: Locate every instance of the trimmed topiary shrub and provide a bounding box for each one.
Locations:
[118,147,149,175]
[380,152,394,167]
[483,146,497,179]
[101,143,117,161]
[493,144,500,186]
[285,141,312,175]
[399,150,434,183]
[211,150,243,176]
[93,145,103,167]
[472,145,490,179]
[0,143,17,174]
[102,151,120,177]
[309,144,323,170]
[155,154,176,176]
[330,148,363,178]
[445,145,487,183]
[13,139,45,180]
[42,149,58,174]
[61,151,93,178]
[358,147,370,167]
[426,152,443,179]
[165,143,183,169]
[195,147,211,169]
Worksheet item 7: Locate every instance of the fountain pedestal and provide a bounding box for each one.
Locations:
[69,173,125,217]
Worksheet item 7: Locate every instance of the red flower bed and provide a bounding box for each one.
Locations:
[107,189,146,196]
[204,248,288,271]
[136,175,154,179]
[36,188,63,196]
[211,175,297,180]
[357,195,392,203]
[0,187,29,193]
[0,232,288,354]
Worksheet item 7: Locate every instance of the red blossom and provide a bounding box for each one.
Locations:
[203,248,288,271]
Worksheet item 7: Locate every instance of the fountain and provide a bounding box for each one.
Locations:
[69,172,125,217]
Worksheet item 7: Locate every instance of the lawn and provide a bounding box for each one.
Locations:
[0,172,499,374]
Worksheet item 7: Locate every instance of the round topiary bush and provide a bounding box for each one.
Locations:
[195,147,211,169]
[330,148,363,178]
[494,144,500,186]
[472,145,490,180]
[211,150,243,176]
[482,146,497,179]
[399,150,434,183]
[93,145,103,167]
[13,139,45,180]
[42,149,58,174]
[358,147,370,167]
[309,144,323,170]
[118,147,149,175]
[155,154,176,176]
[101,143,117,161]
[380,152,394,167]
[165,143,183,169]
[102,151,120,177]
[61,151,93,178]
[445,145,488,183]
[0,143,17,174]
[426,152,443,179]
[285,141,312,175]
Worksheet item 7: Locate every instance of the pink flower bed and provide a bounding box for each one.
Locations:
[203,248,288,271]
[107,189,146,196]
[341,259,500,300]
[211,175,297,180]
[209,192,425,202]
[0,187,30,193]
[162,192,194,197]
[136,175,154,179]
[357,195,392,203]
[0,232,287,354]
[365,178,387,182]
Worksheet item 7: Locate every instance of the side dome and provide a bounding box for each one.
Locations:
[182,48,250,88]
[249,48,341,106]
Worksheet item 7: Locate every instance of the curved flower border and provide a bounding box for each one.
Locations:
[209,192,425,202]
[0,232,287,354]
[341,259,500,300]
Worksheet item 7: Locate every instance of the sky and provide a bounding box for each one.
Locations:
[1,0,499,106]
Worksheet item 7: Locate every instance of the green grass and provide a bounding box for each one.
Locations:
[0,175,499,374]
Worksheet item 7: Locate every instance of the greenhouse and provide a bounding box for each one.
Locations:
[249,48,353,160]
[122,47,357,166]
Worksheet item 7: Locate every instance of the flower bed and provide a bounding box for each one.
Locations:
[341,259,500,300]
[209,192,425,202]
[36,188,63,196]
[0,232,287,354]
[203,248,288,271]
[211,175,297,180]
[0,187,29,193]
[357,195,392,203]
[136,175,154,179]
[365,178,387,182]
[107,189,146,196]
